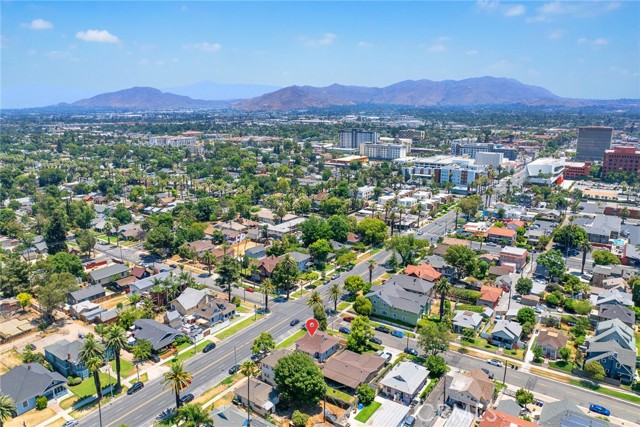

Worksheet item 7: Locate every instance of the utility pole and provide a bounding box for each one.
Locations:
[502,360,508,386]
[234,346,237,366]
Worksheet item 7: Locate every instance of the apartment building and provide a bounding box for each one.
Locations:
[402,156,488,188]
[338,129,379,149]
[451,140,517,161]
[602,146,640,177]
[359,142,407,160]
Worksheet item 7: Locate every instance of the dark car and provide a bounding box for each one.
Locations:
[589,404,610,416]
[481,368,495,379]
[179,393,194,404]
[323,280,330,285]
[26,344,36,351]
[369,337,382,345]
[202,343,216,353]
[150,354,161,363]
[229,364,241,375]
[403,415,416,427]
[375,325,391,334]
[251,353,265,362]
[404,347,418,356]
[343,315,354,322]
[127,381,144,395]
[339,326,351,334]
[290,319,300,327]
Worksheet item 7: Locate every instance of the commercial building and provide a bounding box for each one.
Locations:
[338,129,379,149]
[359,142,407,160]
[147,135,198,147]
[499,246,528,271]
[575,126,613,161]
[402,156,488,190]
[525,158,565,185]
[602,146,640,177]
[475,152,504,168]
[451,140,517,161]
[563,161,592,179]
[397,129,425,140]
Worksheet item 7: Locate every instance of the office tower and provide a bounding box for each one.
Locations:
[575,126,613,161]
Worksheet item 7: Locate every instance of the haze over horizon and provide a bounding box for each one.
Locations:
[2,1,639,108]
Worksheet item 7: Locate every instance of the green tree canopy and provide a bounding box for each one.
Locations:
[515,278,533,295]
[583,361,605,381]
[356,218,388,246]
[537,249,565,279]
[516,307,536,326]
[418,320,449,355]
[252,333,275,355]
[274,352,326,405]
[346,315,372,353]
[353,295,372,316]
[591,249,621,266]
[443,244,478,279]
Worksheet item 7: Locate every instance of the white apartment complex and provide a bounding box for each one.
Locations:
[359,142,408,160]
[402,156,488,189]
[147,135,198,147]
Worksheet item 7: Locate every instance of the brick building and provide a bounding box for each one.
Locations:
[602,146,640,177]
[563,161,592,179]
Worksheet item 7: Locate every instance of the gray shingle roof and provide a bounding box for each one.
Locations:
[380,361,429,395]
[366,284,430,314]
[210,405,275,427]
[69,284,105,302]
[89,264,130,281]
[173,287,206,312]
[130,270,174,294]
[0,363,67,404]
[492,320,522,341]
[597,304,636,325]
[384,274,434,295]
[453,310,483,330]
[133,319,183,351]
[44,339,83,364]
[586,341,636,369]
[539,400,606,427]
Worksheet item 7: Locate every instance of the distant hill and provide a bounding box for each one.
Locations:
[71,87,230,109]
[164,81,280,101]
[236,77,574,110]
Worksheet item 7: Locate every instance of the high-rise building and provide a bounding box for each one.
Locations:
[575,126,613,161]
[338,129,379,149]
[401,156,487,189]
[601,146,640,177]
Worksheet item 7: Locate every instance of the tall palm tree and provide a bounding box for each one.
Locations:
[485,187,494,209]
[307,291,323,309]
[0,394,16,427]
[105,325,127,390]
[175,403,214,427]
[434,278,451,320]
[79,333,105,399]
[162,361,192,409]
[200,251,216,275]
[260,278,275,313]
[368,259,376,285]
[132,339,152,383]
[240,361,260,427]
[329,283,342,312]
[578,240,593,275]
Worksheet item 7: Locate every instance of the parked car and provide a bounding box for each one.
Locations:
[331,273,340,280]
[339,326,351,334]
[180,393,194,404]
[150,354,161,363]
[26,343,36,351]
[404,347,418,356]
[228,364,241,375]
[343,316,354,322]
[346,264,355,271]
[202,343,216,353]
[391,329,405,338]
[481,368,495,379]
[403,415,416,427]
[375,325,391,334]
[63,420,79,427]
[251,353,266,362]
[290,319,300,327]
[589,404,610,416]
[369,337,382,345]
[323,280,330,285]
[488,359,504,367]
[127,381,144,395]
[245,287,255,293]
[417,230,424,235]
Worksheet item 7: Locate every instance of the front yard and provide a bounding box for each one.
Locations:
[549,360,573,373]
[214,314,264,340]
[68,372,117,398]
[109,358,135,378]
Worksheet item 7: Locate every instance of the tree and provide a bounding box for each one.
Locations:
[515,388,534,406]
[145,225,174,257]
[44,251,84,276]
[558,346,571,363]
[132,339,152,382]
[578,240,592,274]
[344,275,368,295]
[584,361,605,381]
[260,278,275,312]
[515,278,533,295]
[329,283,342,312]
[0,256,31,296]
[44,207,68,254]
[357,385,376,406]
[162,361,193,409]
[356,218,388,246]
[591,249,621,266]
[425,355,449,377]
[76,229,97,258]
[537,249,565,280]
[200,251,216,275]
[16,292,32,311]
[37,272,78,321]
[434,278,451,320]
[385,234,427,266]
[353,295,372,316]
[272,255,298,300]
[216,255,241,302]
[553,225,587,249]
[0,394,16,426]
[335,252,356,269]
[291,410,310,427]
[78,333,105,399]
[458,195,483,218]
[111,204,132,224]
[309,239,331,266]
[418,321,449,355]
[443,245,478,280]
[105,325,127,390]
[312,304,328,331]
[274,352,326,405]
[532,345,544,363]
[240,361,260,427]
[174,403,214,427]
[631,276,640,307]
[346,316,372,353]
[299,216,332,247]
[328,215,350,243]
[516,307,536,326]
[307,290,323,309]
[252,333,275,355]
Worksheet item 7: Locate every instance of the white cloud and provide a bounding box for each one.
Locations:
[428,36,450,53]
[476,0,500,11]
[504,4,525,16]
[75,29,119,43]
[184,42,222,52]
[528,1,620,22]
[357,41,373,48]
[300,32,337,47]
[577,37,608,49]
[21,18,53,30]
[547,29,565,40]
[466,49,479,56]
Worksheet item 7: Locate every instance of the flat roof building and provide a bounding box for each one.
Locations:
[602,146,640,177]
[576,126,613,162]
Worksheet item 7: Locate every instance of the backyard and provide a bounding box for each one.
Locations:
[355,401,382,423]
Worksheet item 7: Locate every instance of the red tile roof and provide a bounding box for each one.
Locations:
[487,227,516,238]
[479,285,503,303]
[405,264,442,282]
[478,409,540,427]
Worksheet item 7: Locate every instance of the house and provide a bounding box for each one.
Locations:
[594,288,634,307]
[0,297,20,314]
[190,297,236,327]
[245,245,266,259]
[234,378,279,416]
[539,400,606,427]
[44,339,90,379]
[442,237,471,247]
[211,405,275,427]
[479,409,540,427]
[589,305,636,328]
[129,270,175,295]
[366,283,431,326]
[446,369,495,415]
[321,350,386,390]
[132,319,183,352]
[587,318,636,352]
[490,320,522,349]
[601,277,629,292]
[286,251,312,272]
[71,301,107,322]
[585,342,636,384]
[186,240,216,256]
[477,286,503,309]
[255,208,277,225]
[255,255,283,280]
[583,215,621,244]
[384,274,435,296]
[424,255,455,278]
[488,265,513,279]
[164,310,182,329]
[170,287,207,315]
[499,247,528,272]
[379,361,429,405]
[260,348,292,387]
[486,227,516,244]
[88,263,131,286]
[130,266,150,280]
[0,363,68,416]
[405,263,442,282]
[591,264,635,287]
[452,310,484,333]
[68,284,106,305]
[295,331,341,362]
[536,329,568,359]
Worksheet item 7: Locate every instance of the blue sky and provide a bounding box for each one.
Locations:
[1,1,639,107]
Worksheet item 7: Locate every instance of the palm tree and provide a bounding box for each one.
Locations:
[260,278,275,313]
[368,259,376,285]
[200,251,216,275]
[579,240,593,275]
[105,325,127,390]
[132,339,152,383]
[0,394,16,427]
[434,278,451,320]
[307,291,323,309]
[162,361,192,409]
[175,403,214,427]
[485,187,494,209]
[79,333,105,399]
[329,283,342,312]
[240,361,260,427]
[104,220,113,244]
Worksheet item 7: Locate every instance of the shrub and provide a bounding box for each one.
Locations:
[35,396,47,410]
[67,376,82,386]
[357,385,376,406]
[291,410,309,427]
[232,296,241,307]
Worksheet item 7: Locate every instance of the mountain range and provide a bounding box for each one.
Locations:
[10,77,638,111]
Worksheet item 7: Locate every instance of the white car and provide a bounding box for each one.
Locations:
[488,359,504,367]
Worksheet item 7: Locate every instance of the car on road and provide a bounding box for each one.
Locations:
[481,368,495,379]
[391,329,405,338]
[251,353,265,362]
[369,337,382,345]
[417,230,424,235]
[127,381,144,395]
[331,273,340,280]
[325,308,336,315]
[589,404,610,416]
[488,359,504,367]
[375,325,392,334]
[323,280,330,285]
[273,296,288,303]
[290,319,300,327]
[339,326,351,334]
[343,316,354,322]
[150,354,161,363]
[228,364,241,375]
[26,343,36,351]
[202,342,216,353]
[404,347,418,356]
[403,415,416,427]
[244,287,255,293]
[63,420,79,427]
[180,393,194,404]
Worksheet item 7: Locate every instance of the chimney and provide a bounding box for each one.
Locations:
[67,353,71,360]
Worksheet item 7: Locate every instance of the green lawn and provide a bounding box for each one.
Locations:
[569,379,640,404]
[276,329,306,349]
[326,386,355,403]
[549,361,573,373]
[69,372,117,398]
[109,358,135,378]
[337,302,350,311]
[419,378,437,399]
[215,315,264,340]
[173,340,213,363]
[355,401,382,422]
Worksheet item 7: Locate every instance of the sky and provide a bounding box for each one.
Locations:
[1,1,639,108]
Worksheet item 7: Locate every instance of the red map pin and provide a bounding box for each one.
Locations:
[306,318,319,336]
